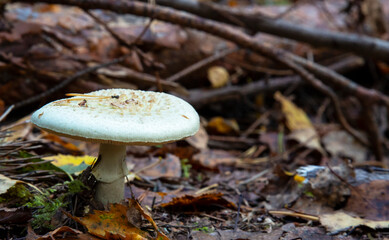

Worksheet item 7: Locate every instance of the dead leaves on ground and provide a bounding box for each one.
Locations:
[159,192,236,212]
[64,200,169,240]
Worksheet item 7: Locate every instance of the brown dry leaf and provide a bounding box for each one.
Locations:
[322,130,367,163]
[65,203,149,239]
[344,180,389,220]
[1,115,33,142]
[274,91,323,154]
[159,193,236,212]
[207,116,239,135]
[41,132,81,153]
[36,226,82,240]
[129,199,170,240]
[186,125,209,150]
[139,154,182,180]
[207,66,229,88]
[320,211,389,232]
[0,207,32,224]
[192,149,238,169]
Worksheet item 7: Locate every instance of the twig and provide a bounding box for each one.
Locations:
[233,194,243,233]
[166,47,238,82]
[225,58,293,76]
[238,169,268,186]
[186,56,364,108]
[144,0,389,62]
[269,210,319,222]
[288,54,389,106]
[325,162,377,211]
[361,102,383,161]
[10,0,379,145]
[0,105,14,123]
[13,56,126,109]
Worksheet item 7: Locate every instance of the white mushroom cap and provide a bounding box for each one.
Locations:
[31,89,200,145]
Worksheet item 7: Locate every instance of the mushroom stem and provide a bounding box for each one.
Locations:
[91,143,128,204]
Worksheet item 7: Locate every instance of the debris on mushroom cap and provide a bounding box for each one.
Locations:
[31,89,200,145]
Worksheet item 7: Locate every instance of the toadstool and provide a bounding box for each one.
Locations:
[31,89,199,204]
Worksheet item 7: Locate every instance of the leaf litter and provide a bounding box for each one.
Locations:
[0,1,389,240]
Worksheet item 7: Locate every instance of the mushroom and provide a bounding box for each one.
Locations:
[31,89,199,204]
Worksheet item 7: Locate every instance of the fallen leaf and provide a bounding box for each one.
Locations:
[207,117,239,135]
[65,203,150,239]
[344,180,389,220]
[274,91,323,154]
[192,149,238,169]
[207,66,229,88]
[322,130,367,163]
[134,154,182,180]
[0,174,18,195]
[1,115,33,142]
[186,125,209,150]
[130,199,170,240]
[43,154,95,175]
[36,226,83,240]
[159,193,236,212]
[320,211,389,232]
[42,132,81,153]
[0,207,32,224]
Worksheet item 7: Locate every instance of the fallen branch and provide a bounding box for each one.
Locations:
[144,0,389,63]
[186,56,365,108]
[10,0,377,146]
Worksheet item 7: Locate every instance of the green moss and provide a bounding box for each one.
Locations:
[180,158,192,179]
[24,180,87,230]
[0,184,32,206]
[194,226,213,233]
[24,190,66,230]
[66,179,87,194]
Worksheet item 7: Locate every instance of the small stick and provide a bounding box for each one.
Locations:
[233,194,243,233]
[0,105,14,123]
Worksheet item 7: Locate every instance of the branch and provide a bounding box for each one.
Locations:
[143,0,389,63]
[12,0,373,145]
[186,55,365,108]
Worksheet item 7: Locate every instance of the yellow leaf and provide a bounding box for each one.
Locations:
[274,92,324,153]
[45,154,95,167]
[320,212,389,232]
[65,204,149,239]
[293,174,306,183]
[207,66,229,88]
[274,91,312,131]
[44,154,95,174]
[207,117,239,135]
